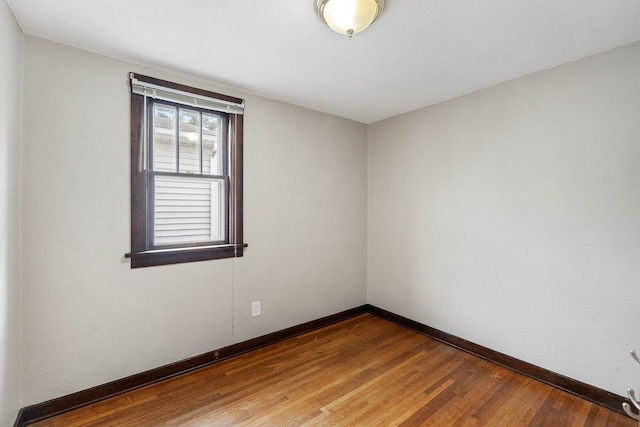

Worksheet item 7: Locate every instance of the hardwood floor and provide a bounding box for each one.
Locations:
[31,314,634,426]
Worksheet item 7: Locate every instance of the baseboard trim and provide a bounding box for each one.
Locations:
[15,303,630,426]
[14,305,367,427]
[365,304,629,415]
[12,409,24,427]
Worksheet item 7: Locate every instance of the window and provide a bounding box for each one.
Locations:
[127,73,246,268]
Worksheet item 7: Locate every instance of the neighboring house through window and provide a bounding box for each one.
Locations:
[127,73,246,268]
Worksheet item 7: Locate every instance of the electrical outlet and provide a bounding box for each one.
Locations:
[251,301,261,317]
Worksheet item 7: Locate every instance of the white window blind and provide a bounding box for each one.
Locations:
[130,74,244,115]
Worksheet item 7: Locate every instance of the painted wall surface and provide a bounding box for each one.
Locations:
[368,41,640,395]
[20,37,367,405]
[0,0,23,424]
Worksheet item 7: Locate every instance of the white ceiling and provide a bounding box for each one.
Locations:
[7,0,640,123]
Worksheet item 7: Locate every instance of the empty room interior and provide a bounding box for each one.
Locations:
[2,0,640,425]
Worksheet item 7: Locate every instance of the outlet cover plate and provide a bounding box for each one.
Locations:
[252,301,261,317]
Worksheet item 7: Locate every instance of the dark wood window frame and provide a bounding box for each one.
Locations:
[126,73,246,268]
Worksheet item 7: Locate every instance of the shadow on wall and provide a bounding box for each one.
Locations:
[0,150,21,427]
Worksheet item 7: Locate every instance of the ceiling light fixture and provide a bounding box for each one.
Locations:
[316,0,386,39]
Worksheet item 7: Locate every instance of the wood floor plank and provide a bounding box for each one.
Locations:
[30,314,635,426]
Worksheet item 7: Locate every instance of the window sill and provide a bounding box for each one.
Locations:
[125,243,247,268]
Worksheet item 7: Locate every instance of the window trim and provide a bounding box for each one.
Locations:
[126,73,246,268]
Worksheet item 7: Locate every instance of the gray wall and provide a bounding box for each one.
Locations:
[0,1,23,424]
[368,41,640,395]
[20,37,368,405]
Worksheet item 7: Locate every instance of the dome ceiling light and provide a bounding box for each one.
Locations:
[316,0,386,39]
